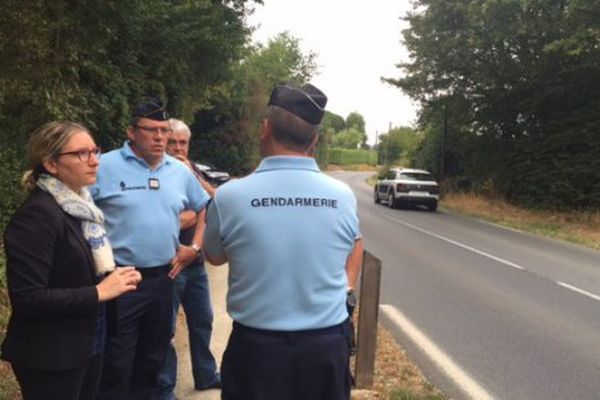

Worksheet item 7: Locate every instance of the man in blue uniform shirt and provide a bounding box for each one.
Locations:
[91,100,210,400]
[204,83,364,400]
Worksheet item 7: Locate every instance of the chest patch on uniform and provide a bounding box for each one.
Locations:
[250,197,338,208]
[120,181,147,191]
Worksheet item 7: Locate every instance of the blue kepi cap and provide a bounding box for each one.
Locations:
[131,98,169,121]
[268,83,327,124]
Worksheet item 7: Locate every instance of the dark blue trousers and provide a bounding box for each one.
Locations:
[96,266,173,400]
[221,320,352,400]
[157,263,219,400]
[12,353,103,400]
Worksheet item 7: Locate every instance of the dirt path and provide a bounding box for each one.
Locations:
[173,264,230,400]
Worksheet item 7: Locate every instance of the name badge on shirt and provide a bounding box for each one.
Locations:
[148,178,160,190]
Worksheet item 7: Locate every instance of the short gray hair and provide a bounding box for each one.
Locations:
[169,118,191,138]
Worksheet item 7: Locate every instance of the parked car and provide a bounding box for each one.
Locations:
[194,162,230,187]
[374,167,440,211]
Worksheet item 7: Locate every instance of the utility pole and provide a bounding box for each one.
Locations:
[374,130,379,166]
[439,102,448,182]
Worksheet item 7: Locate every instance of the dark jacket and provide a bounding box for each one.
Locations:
[1,188,99,370]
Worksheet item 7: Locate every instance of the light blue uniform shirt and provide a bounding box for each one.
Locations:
[204,156,360,330]
[91,142,209,268]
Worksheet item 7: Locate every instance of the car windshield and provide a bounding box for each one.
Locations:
[400,172,434,182]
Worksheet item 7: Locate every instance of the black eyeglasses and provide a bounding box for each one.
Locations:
[57,147,102,162]
[134,125,173,135]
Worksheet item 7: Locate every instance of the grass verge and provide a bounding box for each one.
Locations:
[351,322,445,400]
[370,325,444,399]
[442,192,600,250]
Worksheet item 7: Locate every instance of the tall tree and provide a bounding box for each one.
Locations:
[377,126,422,167]
[345,112,366,133]
[386,0,600,208]
[344,112,368,148]
[330,127,363,149]
[321,111,346,135]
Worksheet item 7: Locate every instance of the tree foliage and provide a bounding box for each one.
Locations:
[387,0,600,209]
[377,126,422,167]
[330,127,363,149]
[0,0,257,151]
[321,111,346,135]
[345,112,368,148]
[190,31,318,175]
[0,0,259,237]
[345,112,366,133]
[0,149,26,238]
[326,111,368,150]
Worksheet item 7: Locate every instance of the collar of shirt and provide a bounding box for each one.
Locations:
[255,156,320,173]
[119,141,170,170]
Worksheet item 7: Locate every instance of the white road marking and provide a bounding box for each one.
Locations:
[380,304,496,400]
[378,212,526,270]
[556,281,600,302]
[377,209,600,305]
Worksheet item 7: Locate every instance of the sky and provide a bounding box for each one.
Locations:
[246,1,420,145]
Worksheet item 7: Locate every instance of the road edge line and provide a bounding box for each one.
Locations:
[380,304,496,400]
[378,212,525,270]
[556,281,600,302]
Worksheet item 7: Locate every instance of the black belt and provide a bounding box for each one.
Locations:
[117,264,170,278]
[232,319,349,338]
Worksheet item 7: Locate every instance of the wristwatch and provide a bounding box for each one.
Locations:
[346,288,357,314]
[191,243,202,254]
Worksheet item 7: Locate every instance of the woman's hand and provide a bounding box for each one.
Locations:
[96,267,142,302]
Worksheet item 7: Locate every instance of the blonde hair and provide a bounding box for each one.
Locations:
[22,121,91,192]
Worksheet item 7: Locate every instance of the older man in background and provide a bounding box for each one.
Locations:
[157,119,220,400]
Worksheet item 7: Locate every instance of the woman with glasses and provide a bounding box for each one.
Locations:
[1,121,142,400]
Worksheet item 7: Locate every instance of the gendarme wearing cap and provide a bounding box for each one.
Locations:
[90,96,211,399]
[203,80,363,400]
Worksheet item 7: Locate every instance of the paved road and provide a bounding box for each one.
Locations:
[333,171,600,400]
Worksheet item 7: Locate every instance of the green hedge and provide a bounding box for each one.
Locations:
[328,148,377,166]
[0,148,26,243]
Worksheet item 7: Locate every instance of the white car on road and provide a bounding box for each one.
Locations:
[374,168,440,211]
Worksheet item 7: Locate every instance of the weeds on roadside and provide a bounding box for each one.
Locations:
[390,389,445,400]
[443,193,600,250]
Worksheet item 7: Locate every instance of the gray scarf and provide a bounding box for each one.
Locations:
[37,174,115,276]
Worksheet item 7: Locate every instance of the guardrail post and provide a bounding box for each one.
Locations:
[354,250,382,388]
